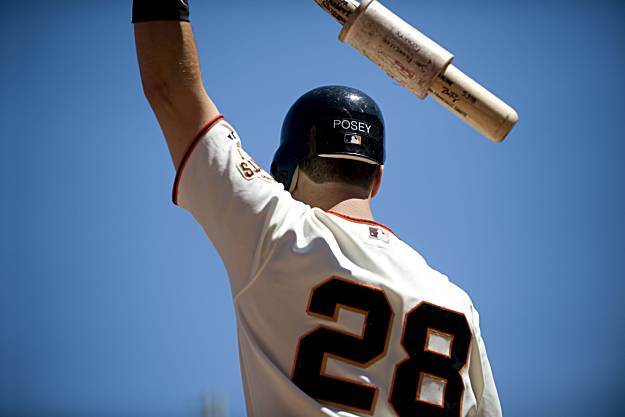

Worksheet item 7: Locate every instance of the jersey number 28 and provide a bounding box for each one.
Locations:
[292,277,472,416]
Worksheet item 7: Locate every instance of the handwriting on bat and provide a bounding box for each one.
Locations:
[441,86,461,103]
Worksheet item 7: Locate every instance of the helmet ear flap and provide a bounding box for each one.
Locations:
[289,166,300,193]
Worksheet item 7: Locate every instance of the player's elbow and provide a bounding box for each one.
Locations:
[141,77,171,105]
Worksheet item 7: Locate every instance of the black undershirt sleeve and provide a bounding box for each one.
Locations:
[132,0,190,24]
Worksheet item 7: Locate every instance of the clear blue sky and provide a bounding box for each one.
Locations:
[1,0,624,416]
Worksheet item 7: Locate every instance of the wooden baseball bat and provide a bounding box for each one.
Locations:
[312,0,519,142]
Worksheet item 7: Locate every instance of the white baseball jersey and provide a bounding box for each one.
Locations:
[173,115,502,417]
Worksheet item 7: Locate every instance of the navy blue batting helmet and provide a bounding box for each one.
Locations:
[270,86,386,192]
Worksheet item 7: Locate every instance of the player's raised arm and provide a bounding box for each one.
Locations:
[133,0,219,168]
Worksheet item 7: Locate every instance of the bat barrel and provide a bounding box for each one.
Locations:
[339,0,454,100]
[429,66,519,142]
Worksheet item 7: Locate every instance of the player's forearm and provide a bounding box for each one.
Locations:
[135,21,205,95]
[133,2,219,168]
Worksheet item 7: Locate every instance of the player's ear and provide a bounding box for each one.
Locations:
[371,165,384,198]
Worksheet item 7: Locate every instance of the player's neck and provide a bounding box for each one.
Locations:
[292,181,376,222]
[328,198,376,222]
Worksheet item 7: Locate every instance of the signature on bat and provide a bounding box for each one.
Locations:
[441,86,461,103]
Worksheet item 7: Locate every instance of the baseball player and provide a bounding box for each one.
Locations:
[133,1,502,416]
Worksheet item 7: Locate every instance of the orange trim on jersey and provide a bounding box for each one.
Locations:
[172,115,225,205]
[325,210,395,236]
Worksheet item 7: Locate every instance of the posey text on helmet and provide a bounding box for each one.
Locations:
[333,119,372,134]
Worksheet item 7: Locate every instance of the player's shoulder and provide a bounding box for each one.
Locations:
[411,251,476,311]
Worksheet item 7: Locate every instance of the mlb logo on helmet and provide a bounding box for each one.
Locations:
[345,133,363,145]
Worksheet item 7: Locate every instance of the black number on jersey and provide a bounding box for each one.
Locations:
[292,277,393,414]
[389,303,472,416]
[292,277,472,416]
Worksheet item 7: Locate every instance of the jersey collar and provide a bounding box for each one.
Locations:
[326,210,395,236]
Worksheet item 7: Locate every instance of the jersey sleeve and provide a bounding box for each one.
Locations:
[173,116,308,294]
[468,304,503,417]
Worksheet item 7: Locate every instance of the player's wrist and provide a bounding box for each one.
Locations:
[132,0,190,24]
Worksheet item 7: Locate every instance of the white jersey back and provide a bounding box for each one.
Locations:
[174,117,502,417]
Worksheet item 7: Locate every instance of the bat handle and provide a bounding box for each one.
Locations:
[429,65,519,142]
